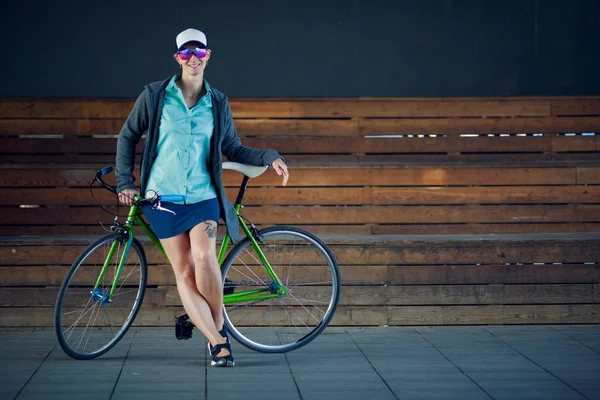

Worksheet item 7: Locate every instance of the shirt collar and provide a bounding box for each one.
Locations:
[167,74,212,96]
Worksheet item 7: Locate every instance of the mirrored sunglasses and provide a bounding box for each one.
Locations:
[178,47,207,60]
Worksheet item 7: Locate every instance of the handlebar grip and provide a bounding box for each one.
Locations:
[94,166,117,195]
[160,195,185,203]
[98,166,113,177]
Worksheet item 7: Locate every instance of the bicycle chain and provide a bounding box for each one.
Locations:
[227,298,270,313]
[224,280,275,286]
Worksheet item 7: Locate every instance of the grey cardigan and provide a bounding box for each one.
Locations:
[115,75,281,242]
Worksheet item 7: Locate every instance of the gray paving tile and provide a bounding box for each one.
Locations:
[115,381,204,392]
[549,370,600,390]
[16,382,114,397]
[560,335,600,354]
[293,373,396,400]
[111,393,201,400]
[17,393,111,400]
[553,326,600,335]
[0,361,42,375]
[505,352,600,372]
[2,377,30,400]
[206,390,301,400]
[377,369,476,382]
[580,390,600,400]
[383,373,490,400]
[466,371,587,400]
[286,354,371,373]
[384,389,490,400]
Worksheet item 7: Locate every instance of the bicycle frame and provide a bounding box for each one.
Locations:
[96,187,287,305]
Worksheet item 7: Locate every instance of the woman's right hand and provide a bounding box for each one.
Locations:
[118,189,140,207]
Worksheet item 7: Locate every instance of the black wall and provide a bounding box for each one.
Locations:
[1,0,598,98]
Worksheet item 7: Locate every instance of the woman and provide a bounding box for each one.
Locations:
[115,28,289,367]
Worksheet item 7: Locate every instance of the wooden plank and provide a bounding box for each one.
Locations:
[2,222,598,237]
[0,165,582,187]
[2,116,598,137]
[253,135,599,154]
[551,98,600,116]
[241,204,600,225]
[385,264,600,285]
[0,137,140,154]
[2,304,599,327]
[1,152,598,167]
[142,283,600,306]
[1,204,599,226]
[552,135,600,152]
[2,264,597,287]
[0,98,553,119]
[1,135,597,157]
[0,154,140,165]
[229,99,553,118]
[386,304,600,325]
[578,167,600,184]
[0,118,359,137]
[0,168,104,187]
[370,186,600,205]
[2,186,599,206]
[370,223,600,235]
[358,117,600,135]
[225,119,360,137]
[1,97,597,121]
[0,204,598,226]
[0,98,554,119]
[0,99,134,119]
[0,119,125,136]
[0,287,168,307]
[0,224,377,236]
[2,240,598,266]
[0,306,384,327]
[3,284,595,307]
[356,153,600,166]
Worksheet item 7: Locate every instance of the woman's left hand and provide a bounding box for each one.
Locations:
[272,159,289,186]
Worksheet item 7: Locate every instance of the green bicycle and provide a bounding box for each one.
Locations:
[54,162,341,360]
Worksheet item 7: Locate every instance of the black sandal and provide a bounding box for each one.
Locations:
[174,314,194,340]
[219,324,229,343]
[209,341,235,367]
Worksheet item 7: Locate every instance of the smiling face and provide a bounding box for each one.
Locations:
[174,41,211,76]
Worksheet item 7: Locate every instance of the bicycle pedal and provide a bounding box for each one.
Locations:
[174,314,194,340]
[223,278,235,295]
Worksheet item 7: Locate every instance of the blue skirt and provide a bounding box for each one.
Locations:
[142,197,220,239]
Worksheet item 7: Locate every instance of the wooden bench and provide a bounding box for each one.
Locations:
[1,233,599,327]
[0,96,599,328]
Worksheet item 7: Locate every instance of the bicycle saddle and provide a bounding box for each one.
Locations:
[222,162,268,178]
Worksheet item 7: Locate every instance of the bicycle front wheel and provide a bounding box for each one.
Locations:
[221,226,340,353]
[54,232,147,360]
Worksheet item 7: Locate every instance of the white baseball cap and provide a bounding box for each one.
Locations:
[176,28,208,50]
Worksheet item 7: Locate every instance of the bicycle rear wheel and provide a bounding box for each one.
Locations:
[221,226,340,353]
[54,232,147,360]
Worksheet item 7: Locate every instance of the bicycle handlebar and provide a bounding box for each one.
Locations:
[95,166,117,195]
[94,166,184,206]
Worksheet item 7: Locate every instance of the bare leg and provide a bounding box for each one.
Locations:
[189,221,223,329]
[160,231,228,356]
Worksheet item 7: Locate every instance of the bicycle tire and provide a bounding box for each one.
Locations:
[54,232,147,360]
[221,226,341,353]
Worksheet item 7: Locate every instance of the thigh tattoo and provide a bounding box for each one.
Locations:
[204,221,217,239]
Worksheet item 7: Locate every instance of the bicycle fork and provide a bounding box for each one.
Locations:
[91,230,133,305]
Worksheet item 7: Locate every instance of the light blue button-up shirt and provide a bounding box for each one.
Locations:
[146,76,217,204]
